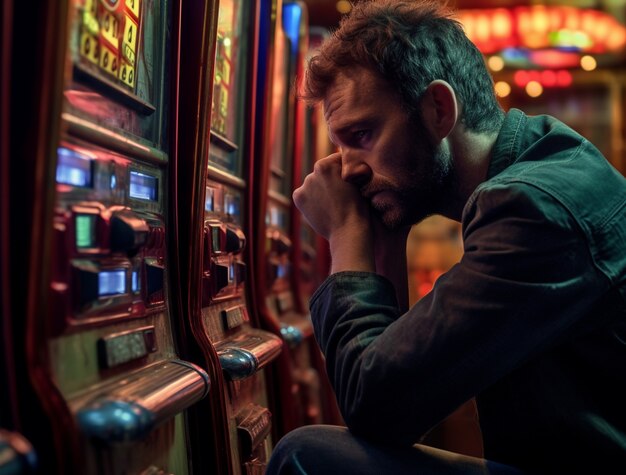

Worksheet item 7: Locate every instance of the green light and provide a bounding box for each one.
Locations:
[76,215,95,248]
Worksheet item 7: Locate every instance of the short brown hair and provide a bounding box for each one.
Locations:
[303,0,504,134]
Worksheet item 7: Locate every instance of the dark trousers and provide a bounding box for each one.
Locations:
[267,425,529,475]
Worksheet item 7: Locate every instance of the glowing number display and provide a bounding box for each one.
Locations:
[211,0,239,138]
[78,0,142,90]
[125,0,140,18]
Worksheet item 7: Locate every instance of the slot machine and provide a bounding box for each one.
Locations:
[251,0,327,436]
[177,1,283,473]
[11,0,210,473]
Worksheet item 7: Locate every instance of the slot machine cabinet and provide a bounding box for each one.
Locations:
[251,0,326,437]
[177,1,283,474]
[13,1,210,473]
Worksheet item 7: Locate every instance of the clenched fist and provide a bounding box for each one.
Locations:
[293,153,375,273]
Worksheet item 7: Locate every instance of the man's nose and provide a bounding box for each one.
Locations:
[340,149,371,187]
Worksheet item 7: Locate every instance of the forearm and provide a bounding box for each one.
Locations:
[373,225,410,312]
[329,224,375,274]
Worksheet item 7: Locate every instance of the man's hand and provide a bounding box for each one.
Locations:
[293,153,375,274]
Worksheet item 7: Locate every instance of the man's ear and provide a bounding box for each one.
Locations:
[420,80,458,141]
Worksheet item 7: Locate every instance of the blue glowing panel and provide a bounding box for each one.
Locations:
[224,193,241,219]
[132,270,140,293]
[98,270,126,296]
[129,171,158,201]
[56,147,92,187]
[283,3,303,57]
[205,188,214,212]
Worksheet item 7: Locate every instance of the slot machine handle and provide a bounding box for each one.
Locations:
[76,360,210,443]
[217,329,283,381]
[280,324,303,347]
[0,430,37,474]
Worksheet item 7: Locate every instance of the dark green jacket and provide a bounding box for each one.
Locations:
[310,108,626,474]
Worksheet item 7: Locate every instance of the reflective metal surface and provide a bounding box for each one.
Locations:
[75,360,210,443]
[216,329,284,381]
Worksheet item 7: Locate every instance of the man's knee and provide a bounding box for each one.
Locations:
[267,425,347,475]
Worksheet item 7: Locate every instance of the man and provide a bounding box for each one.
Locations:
[267,1,626,474]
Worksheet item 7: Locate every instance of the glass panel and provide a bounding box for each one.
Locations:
[209,0,250,177]
[211,0,242,141]
[269,28,295,197]
[64,0,171,151]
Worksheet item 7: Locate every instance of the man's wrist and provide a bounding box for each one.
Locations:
[328,225,375,274]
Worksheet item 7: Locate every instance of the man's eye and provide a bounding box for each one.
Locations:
[354,130,370,140]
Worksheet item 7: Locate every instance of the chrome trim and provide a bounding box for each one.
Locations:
[207,164,247,189]
[75,359,210,443]
[280,325,303,348]
[268,189,291,207]
[62,113,168,164]
[216,328,283,381]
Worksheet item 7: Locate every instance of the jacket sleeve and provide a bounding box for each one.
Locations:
[310,181,609,445]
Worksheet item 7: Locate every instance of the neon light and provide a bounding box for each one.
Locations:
[457,6,626,54]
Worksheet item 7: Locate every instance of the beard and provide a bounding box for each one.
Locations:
[364,134,455,229]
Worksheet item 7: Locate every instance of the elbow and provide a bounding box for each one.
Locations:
[335,374,426,447]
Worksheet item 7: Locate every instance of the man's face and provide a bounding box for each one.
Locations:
[323,67,454,228]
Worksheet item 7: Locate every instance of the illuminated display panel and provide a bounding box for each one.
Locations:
[268,204,289,230]
[229,263,235,282]
[211,0,241,140]
[129,170,158,201]
[268,30,292,197]
[224,192,241,223]
[277,264,288,279]
[65,0,173,151]
[75,214,96,248]
[211,227,221,253]
[78,0,142,90]
[98,270,126,296]
[205,187,214,212]
[132,269,140,293]
[209,0,250,176]
[56,147,92,187]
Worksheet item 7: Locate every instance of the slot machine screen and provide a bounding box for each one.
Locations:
[209,0,250,177]
[65,0,172,151]
[75,214,97,248]
[98,270,126,296]
[268,31,292,197]
[56,147,93,187]
[129,170,158,201]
